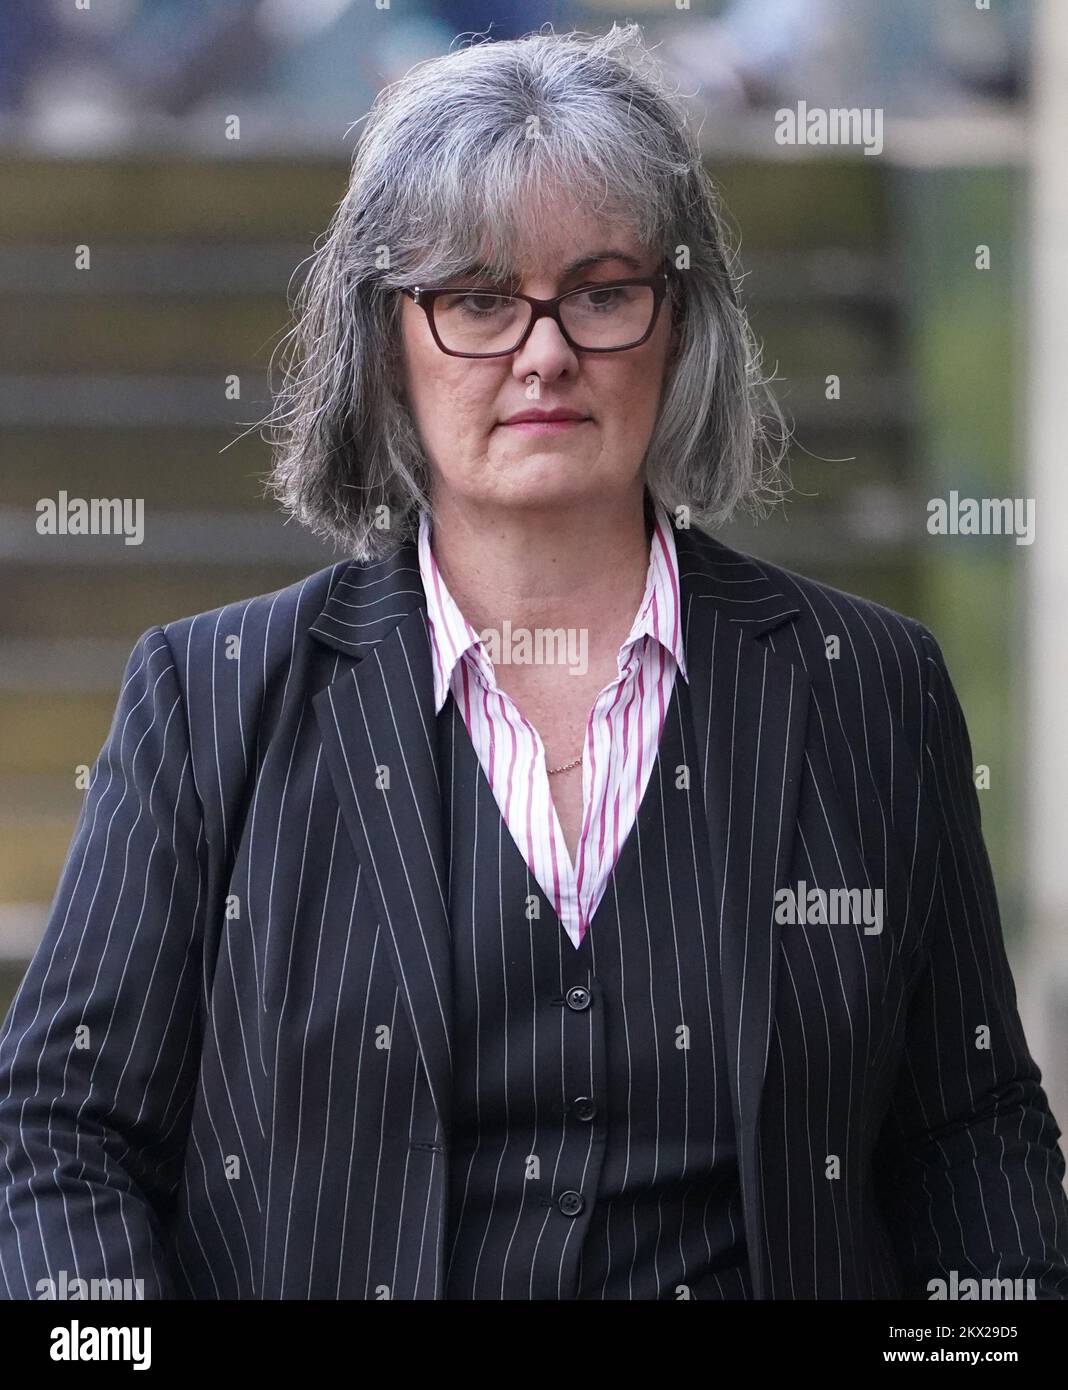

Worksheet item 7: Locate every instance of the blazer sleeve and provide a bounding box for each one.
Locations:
[0,626,210,1300]
[873,621,1068,1298]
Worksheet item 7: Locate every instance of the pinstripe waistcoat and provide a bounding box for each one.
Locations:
[438,669,752,1300]
[2,520,1067,1300]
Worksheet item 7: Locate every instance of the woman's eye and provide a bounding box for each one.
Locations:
[575,285,625,311]
[460,294,510,315]
[437,290,511,314]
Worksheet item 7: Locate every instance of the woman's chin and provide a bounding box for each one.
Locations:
[494,442,600,479]
[494,457,605,505]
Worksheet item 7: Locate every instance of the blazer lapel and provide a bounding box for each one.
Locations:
[308,543,455,1147]
[674,522,811,1300]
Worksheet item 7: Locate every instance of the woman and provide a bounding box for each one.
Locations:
[1,24,1066,1301]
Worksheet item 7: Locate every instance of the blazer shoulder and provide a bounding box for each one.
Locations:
[702,530,933,661]
[156,557,351,659]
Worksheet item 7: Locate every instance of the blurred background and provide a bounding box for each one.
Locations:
[1,0,1065,1140]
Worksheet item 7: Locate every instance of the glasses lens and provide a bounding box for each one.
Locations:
[430,284,656,354]
[432,292,532,355]
[560,284,656,350]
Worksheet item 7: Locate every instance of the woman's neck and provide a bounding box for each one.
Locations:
[426,485,653,666]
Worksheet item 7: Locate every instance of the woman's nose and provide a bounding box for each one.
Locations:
[510,313,577,381]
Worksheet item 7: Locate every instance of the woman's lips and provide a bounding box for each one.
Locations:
[499,418,590,434]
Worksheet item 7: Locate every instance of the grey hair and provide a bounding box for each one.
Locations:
[262,22,791,562]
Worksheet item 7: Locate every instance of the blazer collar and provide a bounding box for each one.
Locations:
[308,517,802,662]
[308,543,426,659]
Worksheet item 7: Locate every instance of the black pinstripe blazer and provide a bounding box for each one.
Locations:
[2,520,1067,1299]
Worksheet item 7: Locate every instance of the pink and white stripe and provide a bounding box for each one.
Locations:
[417,502,687,950]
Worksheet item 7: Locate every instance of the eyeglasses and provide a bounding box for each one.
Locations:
[400,271,670,358]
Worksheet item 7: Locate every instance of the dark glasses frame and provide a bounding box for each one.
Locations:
[400,270,671,358]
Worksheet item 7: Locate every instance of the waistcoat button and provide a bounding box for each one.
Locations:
[565,985,591,1011]
[571,1096,597,1121]
[557,1190,585,1217]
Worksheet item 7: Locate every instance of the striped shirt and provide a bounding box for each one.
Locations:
[416,502,688,950]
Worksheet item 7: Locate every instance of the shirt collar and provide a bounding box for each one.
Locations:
[417,499,688,716]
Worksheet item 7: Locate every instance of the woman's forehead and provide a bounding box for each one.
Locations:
[462,191,647,265]
[455,246,651,279]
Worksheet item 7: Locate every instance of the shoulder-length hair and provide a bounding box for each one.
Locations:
[262,22,790,562]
